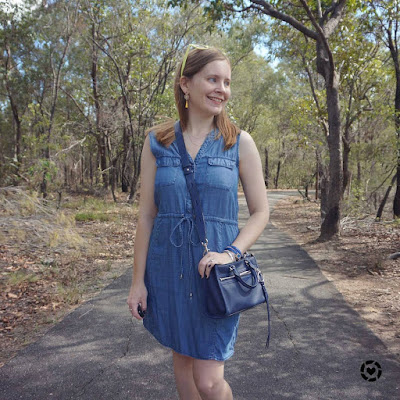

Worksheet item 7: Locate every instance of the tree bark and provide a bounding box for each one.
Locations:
[376,173,397,220]
[264,147,269,188]
[342,135,351,196]
[121,126,130,192]
[91,22,108,189]
[393,66,400,217]
[128,162,140,204]
[313,33,343,239]
[97,134,108,188]
[320,75,343,239]
[320,172,328,221]
[315,148,321,200]
[274,160,281,189]
[3,40,22,175]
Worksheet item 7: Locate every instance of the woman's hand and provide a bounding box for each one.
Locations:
[127,282,148,320]
[198,251,232,279]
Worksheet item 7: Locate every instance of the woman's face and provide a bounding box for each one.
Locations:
[182,59,231,118]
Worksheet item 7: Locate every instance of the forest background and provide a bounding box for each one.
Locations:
[1,0,400,226]
[0,0,399,364]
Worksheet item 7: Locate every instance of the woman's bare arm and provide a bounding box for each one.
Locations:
[127,135,158,319]
[233,130,269,253]
[198,131,269,278]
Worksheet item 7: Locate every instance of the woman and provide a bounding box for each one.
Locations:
[127,45,269,400]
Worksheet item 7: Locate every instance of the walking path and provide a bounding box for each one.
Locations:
[1,191,399,399]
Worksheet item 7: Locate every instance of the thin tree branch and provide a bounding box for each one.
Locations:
[247,0,319,40]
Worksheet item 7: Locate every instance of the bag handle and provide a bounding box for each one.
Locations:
[174,121,210,255]
[231,265,259,289]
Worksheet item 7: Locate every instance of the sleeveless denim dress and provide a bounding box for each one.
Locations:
[143,124,241,361]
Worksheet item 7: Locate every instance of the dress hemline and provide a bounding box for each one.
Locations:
[143,323,235,362]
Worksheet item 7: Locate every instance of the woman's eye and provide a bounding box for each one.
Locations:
[208,77,216,83]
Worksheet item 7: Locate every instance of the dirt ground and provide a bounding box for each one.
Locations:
[0,190,136,367]
[270,195,400,359]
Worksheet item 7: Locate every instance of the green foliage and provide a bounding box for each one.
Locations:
[0,0,398,219]
[27,159,58,189]
[74,211,113,222]
[7,271,40,286]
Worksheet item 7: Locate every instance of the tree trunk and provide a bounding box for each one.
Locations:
[11,103,22,167]
[315,149,321,200]
[41,24,74,198]
[128,169,140,204]
[128,146,142,203]
[97,135,108,189]
[110,158,117,202]
[393,68,400,217]
[90,151,93,187]
[64,163,68,187]
[320,80,343,239]
[395,162,400,217]
[315,37,343,240]
[4,42,22,177]
[320,172,328,221]
[264,147,269,188]
[342,132,351,196]
[376,173,397,220]
[274,160,281,189]
[91,22,108,189]
[121,126,130,192]
[40,171,48,199]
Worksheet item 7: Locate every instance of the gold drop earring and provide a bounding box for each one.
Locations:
[184,93,189,109]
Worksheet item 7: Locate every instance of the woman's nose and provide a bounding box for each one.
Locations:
[215,81,226,93]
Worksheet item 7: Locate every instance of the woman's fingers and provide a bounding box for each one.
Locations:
[198,252,231,278]
[127,287,148,320]
[198,253,215,278]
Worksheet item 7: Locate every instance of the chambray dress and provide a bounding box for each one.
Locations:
[143,124,241,361]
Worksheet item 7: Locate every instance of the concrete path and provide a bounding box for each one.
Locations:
[1,191,399,399]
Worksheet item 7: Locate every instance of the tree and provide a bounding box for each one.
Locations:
[207,0,352,240]
[367,0,400,218]
[0,0,37,183]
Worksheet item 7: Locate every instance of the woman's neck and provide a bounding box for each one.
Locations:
[185,114,215,138]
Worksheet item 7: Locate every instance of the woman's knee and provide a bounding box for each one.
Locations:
[193,360,226,397]
[194,375,223,397]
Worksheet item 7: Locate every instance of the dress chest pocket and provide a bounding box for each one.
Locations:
[206,157,237,190]
[155,157,181,187]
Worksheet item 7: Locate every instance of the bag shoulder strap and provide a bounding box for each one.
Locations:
[174,121,209,255]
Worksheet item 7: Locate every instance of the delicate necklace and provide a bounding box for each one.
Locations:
[185,131,209,146]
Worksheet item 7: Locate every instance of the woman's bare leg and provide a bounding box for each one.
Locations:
[193,359,233,400]
[172,351,202,400]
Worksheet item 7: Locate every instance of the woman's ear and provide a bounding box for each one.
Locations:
[179,76,190,94]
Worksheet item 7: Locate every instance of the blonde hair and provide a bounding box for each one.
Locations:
[150,47,240,149]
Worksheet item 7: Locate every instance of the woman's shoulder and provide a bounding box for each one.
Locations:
[238,130,258,160]
[238,130,252,142]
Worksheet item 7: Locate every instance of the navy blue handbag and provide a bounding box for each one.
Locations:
[174,122,270,347]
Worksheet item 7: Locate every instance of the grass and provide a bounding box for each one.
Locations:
[56,283,83,305]
[7,271,40,286]
[71,196,134,223]
[74,211,114,222]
